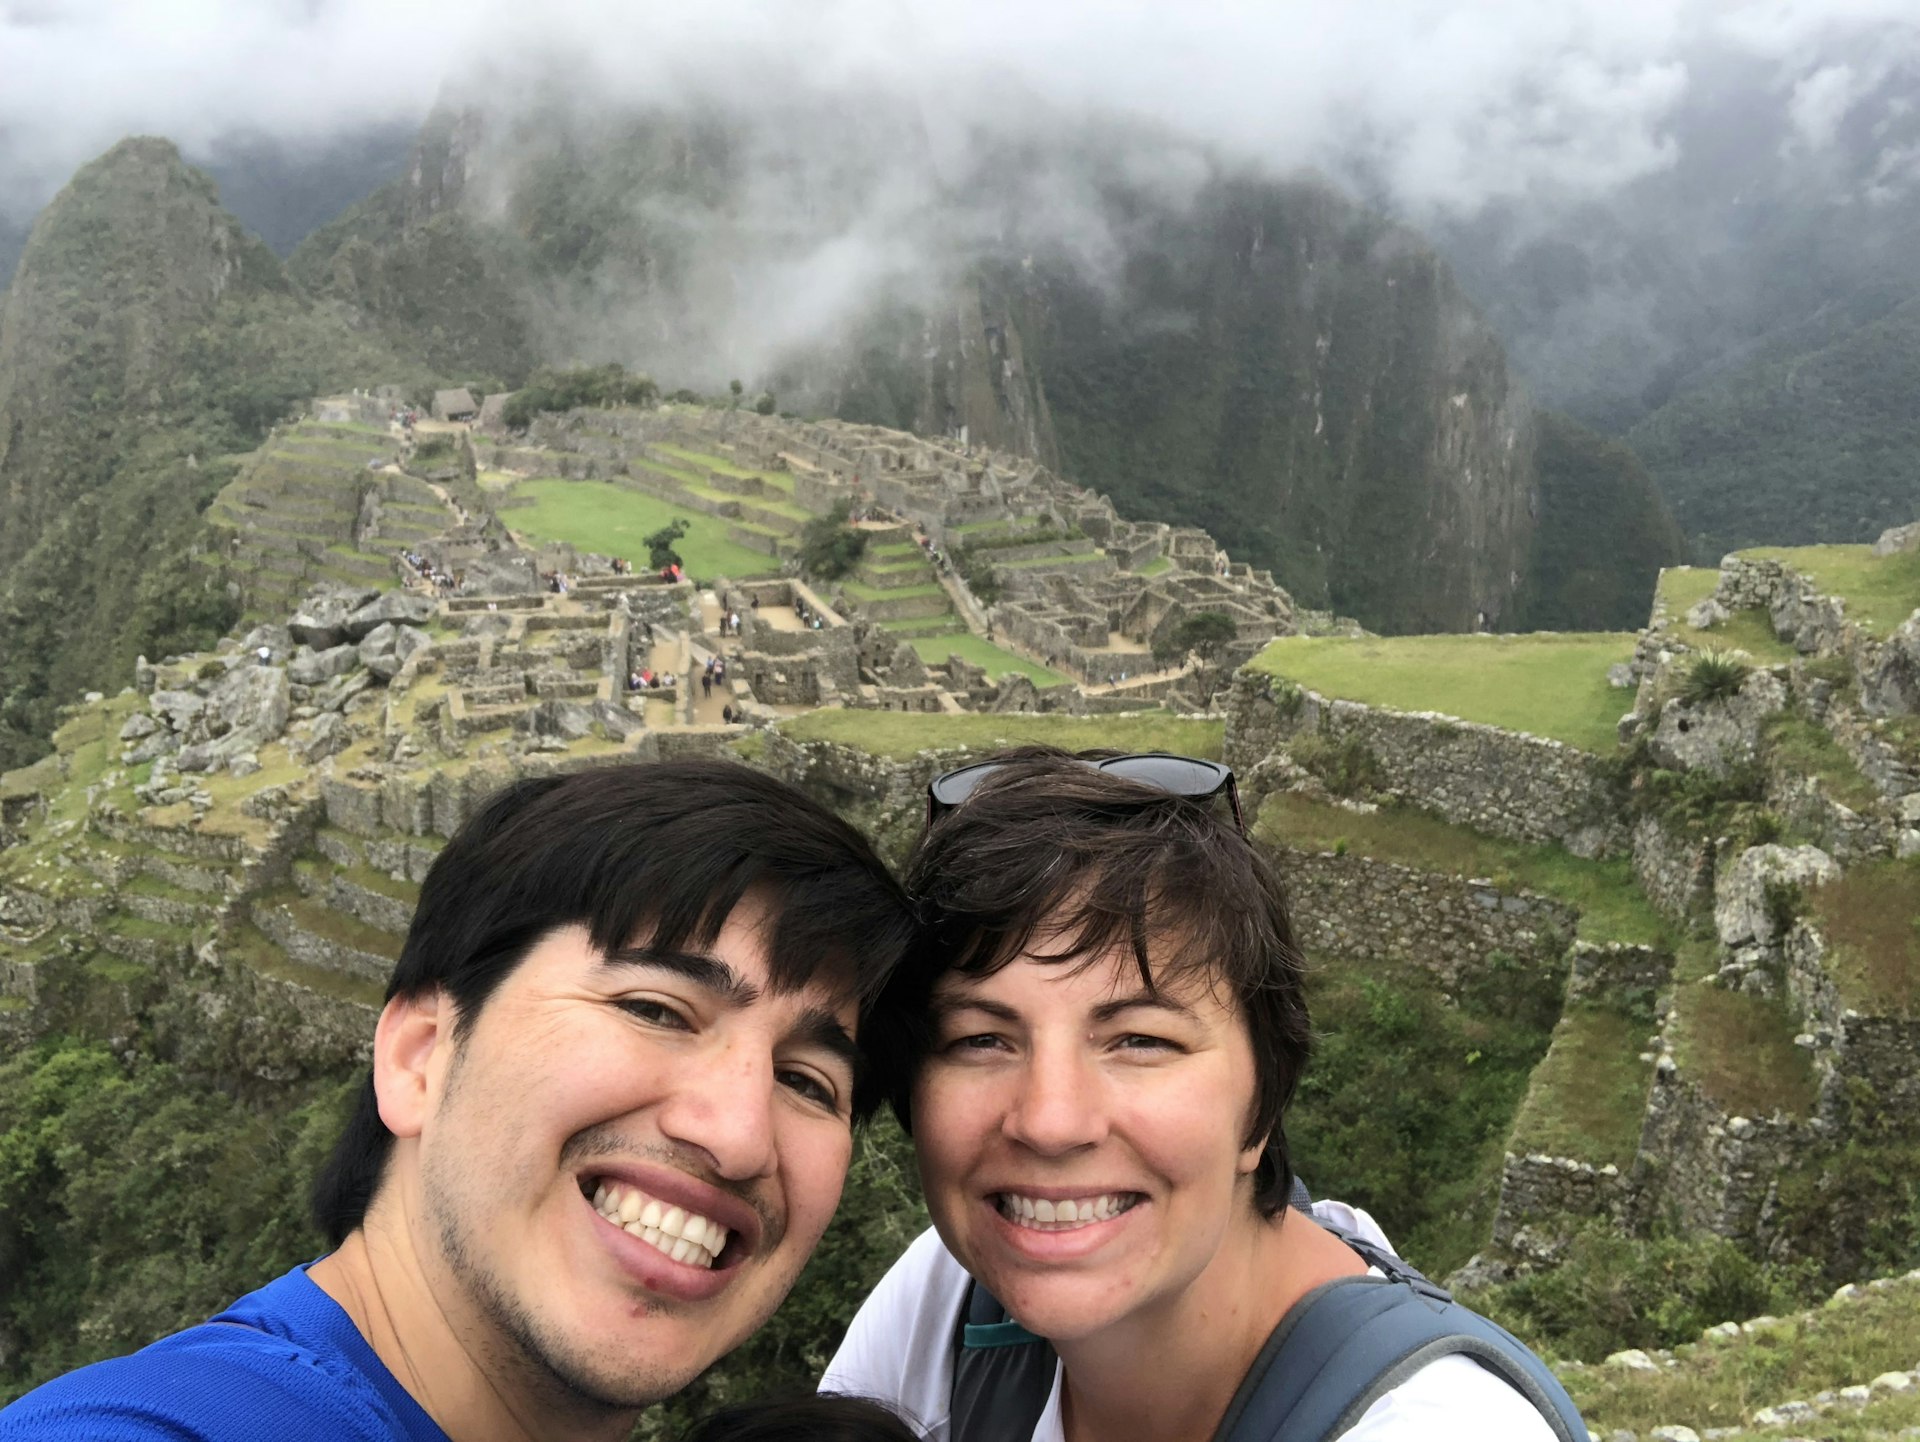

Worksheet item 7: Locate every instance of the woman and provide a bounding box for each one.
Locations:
[823,748,1576,1442]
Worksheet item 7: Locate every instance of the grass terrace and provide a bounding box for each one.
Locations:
[1657,567,1798,665]
[776,710,1224,762]
[910,635,1071,686]
[652,444,798,494]
[1667,979,1819,1117]
[1562,1281,1920,1437]
[1809,858,1920,1015]
[1740,542,1920,637]
[1761,714,1880,810]
[505,479,780,581]
[1135,555,1173,577]
[1508,1004,1655,1166]
[1254,793,1672,947]
[1247,632,1636,753]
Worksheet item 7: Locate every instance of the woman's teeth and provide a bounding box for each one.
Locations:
[590,1180,729,1268]
[998,1192,1138,1230]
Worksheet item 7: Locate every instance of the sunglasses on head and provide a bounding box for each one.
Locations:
[925,752,1245,833]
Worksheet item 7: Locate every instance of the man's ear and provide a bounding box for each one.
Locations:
[373,988,450,1141]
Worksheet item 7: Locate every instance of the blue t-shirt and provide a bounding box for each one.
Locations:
[0,1265,449,1441]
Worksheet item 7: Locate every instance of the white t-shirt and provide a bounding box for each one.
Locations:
[821,1203,1556,1442]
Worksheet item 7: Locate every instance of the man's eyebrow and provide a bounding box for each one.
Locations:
[790,1006,861,1075]
[603,945,760,1005]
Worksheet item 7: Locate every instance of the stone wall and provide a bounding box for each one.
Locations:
[1566,941,1673,1008]
[1492,1153,1628,1250]
[1225,672,1627,857]
[1630,1059,1812,1241]
[1784,922,1920,1121]
[1631,816,1715,923]
[1271,846,1577,985]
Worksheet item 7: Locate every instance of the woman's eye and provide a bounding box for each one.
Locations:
[946,1033,1006,1053]
[617,998,689,1029]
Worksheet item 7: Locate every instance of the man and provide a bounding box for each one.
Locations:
[1,760,917,1442]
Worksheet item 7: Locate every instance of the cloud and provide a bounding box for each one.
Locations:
[0,0,1904,229]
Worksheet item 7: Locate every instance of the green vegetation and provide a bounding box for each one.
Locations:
[501,363,657,429]
[1509,1004,1654,1165]
[0,1038,356,1404]
[777,709,1224,761]
[1761,713,1879,810]
[1522,411,1685,631]
[1738,543,1920,637]
[1469,1223,1817,1370]
[1255,793,1672,946]
[909,635,1070,687]
[1248,632,1636,753]
[1667,982,1818,1119]
[1630,293,1920,562]
[1293,952,1562,1277]
[1152,609,1238,664]
[798,501,869,581]
[1680,650,1752,705]
[504,479,779,582]
[1810,859,1920,1015]
[643,518,689,571]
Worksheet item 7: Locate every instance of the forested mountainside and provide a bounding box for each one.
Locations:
[0,138,434,771]
[293,104,1679,635]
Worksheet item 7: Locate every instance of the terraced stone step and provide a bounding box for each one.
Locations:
[252,890,400,984]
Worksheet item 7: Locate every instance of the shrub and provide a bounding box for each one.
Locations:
[643,519,689,572]
[1289,732,1382,798]
[1680,649,1751,705]
[501,364,658,430]
[1152,610,1238,665]
[797,502,868,582]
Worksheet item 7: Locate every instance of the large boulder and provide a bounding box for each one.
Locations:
[589,699,645,741]
[315,669,375,714]
[1859,612,1920,717]
[288,644,361,687]
[1871,520,1920,557]
[288,588,379,649]
[293,711,352,764]
[344,590,437,641]
[518,699,596,741]
[118,712,159,742]
[1714,844,1841,950]
[358,623,431,681]
[240,622,295,660]
[1648,669,1786,776]
[206,662,291,743]
[149,689,205,732]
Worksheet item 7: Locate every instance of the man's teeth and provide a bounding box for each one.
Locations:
[590,1181,730,1268]
[998,1193,1138,1230]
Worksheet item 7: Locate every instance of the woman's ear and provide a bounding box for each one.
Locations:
[372,989,449,1140]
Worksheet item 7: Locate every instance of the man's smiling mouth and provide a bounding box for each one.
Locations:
[995,1192,1142,1231]
[587,1179,733,1268]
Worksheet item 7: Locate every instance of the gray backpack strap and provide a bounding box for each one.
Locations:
[1211,1263,1587,1442]
[949,1279,1056,1441]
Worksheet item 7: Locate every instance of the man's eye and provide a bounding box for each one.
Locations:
[617,998,689,1029]
[1116,1033,1179,1052]
[778,1068,842,1111]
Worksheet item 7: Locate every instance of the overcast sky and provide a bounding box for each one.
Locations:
[3,0,1919,230]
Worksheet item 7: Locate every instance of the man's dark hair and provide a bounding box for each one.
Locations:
[312,758,916,1245]
[876,746,1311,1216]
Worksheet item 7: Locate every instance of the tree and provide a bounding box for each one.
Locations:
[1154,609,1238,665]
[798,501,868,581]
[754,391,776,416]
[644,519,689,572]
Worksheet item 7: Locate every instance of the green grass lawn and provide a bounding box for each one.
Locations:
[1667,980,1818,1118]
[652,444,796,493]
[1135,555,1173,577]
[1741,543,1920,637]
[910,635,1071,686]
[1762,714,1880,810]
[1254,793,1672,946]
[778,710,1224,761]
[505,479,780,582]
[1509,1004,1654,1165]
[839,580,946,602]
[1248,632,1637,752]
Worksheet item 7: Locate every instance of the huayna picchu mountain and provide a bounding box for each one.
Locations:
[0,138,434,770]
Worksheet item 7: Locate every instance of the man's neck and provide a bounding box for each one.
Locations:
[309,1223,639,1442]
[1052,1210,1366,1442]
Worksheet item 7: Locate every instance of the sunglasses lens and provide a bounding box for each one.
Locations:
[927,760,1000,809]
[1099,755,1228,798]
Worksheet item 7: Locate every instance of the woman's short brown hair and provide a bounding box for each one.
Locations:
[877,745,1311,1216]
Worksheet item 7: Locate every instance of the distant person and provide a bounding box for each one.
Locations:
[0,763,916,1442]
[702,672,713,700]
[722,704,735,725]
[255,645,272,667]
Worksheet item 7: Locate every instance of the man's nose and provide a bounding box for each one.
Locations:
[655,1036,780,1182]
[1001,1040,1106,1156]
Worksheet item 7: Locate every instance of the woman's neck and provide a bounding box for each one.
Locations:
[1052,1210,1366,1442]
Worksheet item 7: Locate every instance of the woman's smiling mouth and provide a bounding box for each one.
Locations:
[994,1191,1143,1231]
